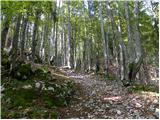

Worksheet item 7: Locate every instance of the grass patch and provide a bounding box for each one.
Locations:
[130,84,159,93]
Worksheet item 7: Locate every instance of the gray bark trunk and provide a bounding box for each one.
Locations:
[99,2,108,75]
[1,16,11,52]
[20,15,28,60]
[67,1,71,68]
[10,14,21,70]
[32,10,40,62]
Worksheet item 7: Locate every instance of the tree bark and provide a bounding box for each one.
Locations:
[20,14,28,60]
[10,14,21,70]
[32,10,41,62]
[67,1,71,68]
[99,2,108,76]
[1,16,11,52]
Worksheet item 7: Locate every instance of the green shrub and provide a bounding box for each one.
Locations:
[50,111,59,119]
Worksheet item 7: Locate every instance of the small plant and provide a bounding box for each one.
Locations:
[50,111,59,119]
[130,84,159,93]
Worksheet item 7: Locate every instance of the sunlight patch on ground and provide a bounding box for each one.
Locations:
[140,91,159,96]
[70,75,84,79]
[103,96,122,101]
[51,72,70,79]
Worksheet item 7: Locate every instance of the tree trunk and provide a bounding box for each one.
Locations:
[67,1,71,68]
[10,14,21,70]
[1,16,11,52]
[99,2,108,76]
[128,1,143,84]
[20,14,28,60]
[32,10,41,62]
[124,1,134,58]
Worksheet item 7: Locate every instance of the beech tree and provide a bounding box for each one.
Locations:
[1,0,158,86]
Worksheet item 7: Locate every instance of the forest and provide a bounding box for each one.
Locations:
[1,0,159,119]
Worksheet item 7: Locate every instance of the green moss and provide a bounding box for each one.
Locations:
[130,84,159,93]
[1,108,7,118]
[2,58,10,69]
[8,111,21,118]
[5,88,37,108]
[32,110,43,119]
[129,63,134,69]
[43,111,50,118]
[42,91,65,108]
[50,111,59,119]
[34,68,53,81]
[10,62,32,80]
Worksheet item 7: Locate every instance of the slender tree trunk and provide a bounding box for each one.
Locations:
[1,16,11,52]
[10,14,21,70]
[67,1,71,68]
[55,19,58,66]
[32,10,41,62]
[125,1,134,58]
[20,15,28,60]
[44,22,49,64]
[99,2,108,76]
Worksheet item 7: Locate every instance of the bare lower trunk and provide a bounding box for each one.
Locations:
[1,16,11,52]
[20,15,28,60]
[32,10,40,62]
[10,14,21,70]
[99,2,108,76]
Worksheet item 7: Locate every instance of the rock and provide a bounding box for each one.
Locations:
[117,110,121,115]
[22,75,27,80]
[149,105,155,112]
[1,86,5,92]
[22,85,32,89]
[11,62,32,80]
[35,82,41,88]
[98,109,104,112]
[122,102,128,106]
[105,104,110,108]
[133,110,140,116]
[80,117,84,119]
[109,101,113,104]
[135,102,142,108]
[48,86,54,91]
[154,108,159,118]
[153,99,158,104]
[103,115,108,118]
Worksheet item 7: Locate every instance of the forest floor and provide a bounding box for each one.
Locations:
[1,61,159,119]
[53,68,159,119]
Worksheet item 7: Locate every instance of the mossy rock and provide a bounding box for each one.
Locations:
[11,63,32,80]
[2,57,10,70]
[34,68,53,81]
[5,88,37,108]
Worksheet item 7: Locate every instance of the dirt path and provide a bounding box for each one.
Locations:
[56,69,159,119]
